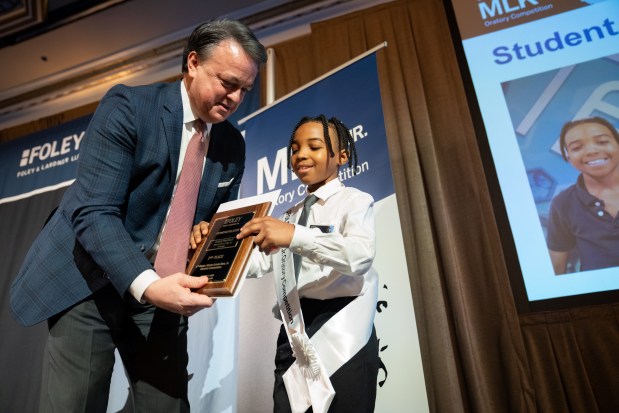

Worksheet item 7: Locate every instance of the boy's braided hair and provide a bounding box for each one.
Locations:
[287,115,359,173]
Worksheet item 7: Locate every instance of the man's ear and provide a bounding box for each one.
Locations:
[187,51,199,74]
[337,149,349,166]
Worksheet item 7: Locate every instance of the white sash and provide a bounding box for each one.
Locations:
[273,211,378,413]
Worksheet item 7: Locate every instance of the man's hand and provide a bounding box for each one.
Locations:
[236,216,295,253]
[190,221,209,250]
[142,273,215,316]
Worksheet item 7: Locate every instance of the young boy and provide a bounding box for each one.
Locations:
[192,115,380,412]
[547,116,619,274]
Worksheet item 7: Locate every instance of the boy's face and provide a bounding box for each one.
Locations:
[564,122,619,179]
[290,121,348,193]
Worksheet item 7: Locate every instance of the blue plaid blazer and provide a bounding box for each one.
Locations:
[10,80,245,326]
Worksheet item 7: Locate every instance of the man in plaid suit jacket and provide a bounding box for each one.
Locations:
[10,19,266,412]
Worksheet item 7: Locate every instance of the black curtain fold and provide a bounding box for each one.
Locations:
[0,189,67,412]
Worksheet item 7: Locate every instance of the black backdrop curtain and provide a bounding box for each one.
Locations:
[0,188,67,411]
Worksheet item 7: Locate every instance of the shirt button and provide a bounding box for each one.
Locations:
[595,201,601,207]
[597,211,604,217]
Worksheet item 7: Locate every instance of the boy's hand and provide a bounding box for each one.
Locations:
[190,221,209,249]
[237,216,295,253]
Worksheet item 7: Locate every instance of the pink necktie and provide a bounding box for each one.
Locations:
[154,121,205,276]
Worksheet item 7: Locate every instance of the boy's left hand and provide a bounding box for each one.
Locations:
[190,221,209,249]
[237,216,295,253]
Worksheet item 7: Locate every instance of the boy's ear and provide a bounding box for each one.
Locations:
[337,149,349,166]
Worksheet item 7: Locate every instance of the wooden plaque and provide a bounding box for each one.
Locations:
[187,201,271,297]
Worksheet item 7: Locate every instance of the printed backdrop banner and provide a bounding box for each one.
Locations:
[241,53,393,215]
[0,115,91,204]
[237,50,429,412]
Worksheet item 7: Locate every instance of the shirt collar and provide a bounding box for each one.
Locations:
[575,174,598,204]
[310,178,345,202]
[180,81,211,134]
[575,173,606,212]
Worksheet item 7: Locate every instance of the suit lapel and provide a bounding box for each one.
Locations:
[162,81,183,181]
[195,126,223,221]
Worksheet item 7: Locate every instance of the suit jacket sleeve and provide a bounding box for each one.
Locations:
[66,84,159,294]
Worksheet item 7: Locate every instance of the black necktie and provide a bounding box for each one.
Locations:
[294,194,318,280]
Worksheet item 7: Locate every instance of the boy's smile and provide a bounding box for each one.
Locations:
[565,122,619,179]
[291,121,347,193]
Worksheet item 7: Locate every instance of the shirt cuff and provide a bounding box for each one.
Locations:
[129,269,160,303]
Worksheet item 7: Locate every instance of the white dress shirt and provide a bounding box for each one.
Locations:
[249,178,376,300]
[128,80,211,302]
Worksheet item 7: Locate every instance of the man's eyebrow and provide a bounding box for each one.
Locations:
[220,73,253,90]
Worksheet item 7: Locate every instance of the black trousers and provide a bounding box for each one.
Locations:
[39,283,189,413]
[273,296,380,413]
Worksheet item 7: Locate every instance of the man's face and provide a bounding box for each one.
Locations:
[185,39,258,124]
